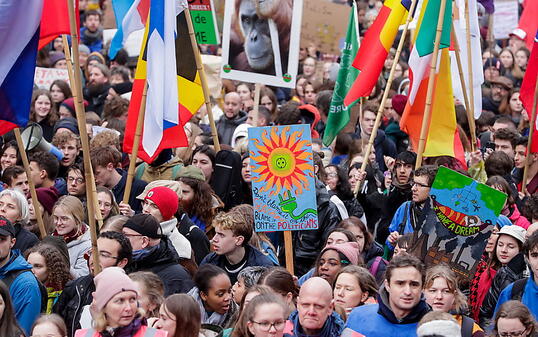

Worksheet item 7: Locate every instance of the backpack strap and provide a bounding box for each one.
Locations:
[510,278,528,301]
[1,268,30,289]
[460,316,474,337]
[369,256,383,277]
[397,202,410,235]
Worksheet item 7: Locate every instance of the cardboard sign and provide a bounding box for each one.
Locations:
[493,0,518,40]
[408,167,507,281]
[34,67,70,89]
[189,0,220,45]
[248,125,318,232]
[220,0,303,88]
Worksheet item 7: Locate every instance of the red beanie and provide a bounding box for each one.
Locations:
[391,94,408,116]
[35,187,60,214]
[144,186,179,221]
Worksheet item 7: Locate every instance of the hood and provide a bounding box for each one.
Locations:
[289,310,344,337]
[231,123,253,147]
[377,285,430,324]
[0,250,33,276]
[298,104,321,139]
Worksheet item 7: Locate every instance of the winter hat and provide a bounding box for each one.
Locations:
[111,82,133,96]
[391,94,408,116]
[321,242,360,266]
[49,52,66,67]
[60,97,89,117]
[231,123,252,148]
[496,215,512,228]
[78,44,91,55]
[87,51,106,65]
[144,186,179,221]
[123,213,161,239]
[0,216,16,237]
[35,187,60,214]
[483,57,503,72]
[417,319,461,337]
[137,180,181,200]
[93,267,138,311]
[498,224,526,244]
[53,117,79,135]
[178,165,206,182]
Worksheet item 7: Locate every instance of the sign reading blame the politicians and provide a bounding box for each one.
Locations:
[188,0,220,44]
[248,125,318,232]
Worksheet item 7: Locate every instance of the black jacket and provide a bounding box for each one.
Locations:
[216,111,247,146]
[13,223,39,254]
[52,274,94,337]
[177,213,210,264]
[376,183,413,243]
[293,180,341,275]
[127,239,194,296]
[480,253,527,326]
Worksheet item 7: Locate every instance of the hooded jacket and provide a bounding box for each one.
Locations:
[216,111,248,146]
[160,217,192,259]
[0,250,42,335]
[494,274,538,320]
[53,274,94,337]
[67,228,92,278]
[346,286,430,337]
[288,310,345,337]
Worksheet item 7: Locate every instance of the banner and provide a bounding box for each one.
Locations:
[189,0,220,44]
[33,67,70,89]
[248,124,318,232]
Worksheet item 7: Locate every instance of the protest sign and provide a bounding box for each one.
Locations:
[34,67,70,89]
[407,167,507,281]
[493,0,518,39]
[189,0,220,44]
[248,124,318,232]
[220,0,303,88]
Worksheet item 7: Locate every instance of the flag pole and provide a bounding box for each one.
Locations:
[252,83,261,126]
[62,34,104,229]
[13,128,47,238]
[415,0,449,169]
[464,0,477,151]
[522,80,538,195]
[66,0,101,273]
[450,24,476,151]
[184,7,221,152]
[354,0,419,196]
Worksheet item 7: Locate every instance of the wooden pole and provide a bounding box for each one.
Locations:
[13,128,47,238]
[353,0,419,196]
[522,80,538,195]
[62,35,103,228]
[185,8,221,152]
[66,0,101,274]
[283,231,294,274]
[464,0,477,151]
[450,24,476,151]
[252,83,261,126]
[415,0,449,169]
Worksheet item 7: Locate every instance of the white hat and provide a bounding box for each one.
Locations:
[510,28,526,41]
[417,320,461,337]
[231,123,252,148]
[498,225,527,244]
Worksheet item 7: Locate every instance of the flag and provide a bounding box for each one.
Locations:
[518,0,538,51]
[39,0,79,50]
[343,0,411,106]
[450,0,483,119]
[523,32,538,152]
[322,4,360,146]
[400,0,465,163]
[0,0,44,135]
[109,0,150,59]
[123,0,204,163]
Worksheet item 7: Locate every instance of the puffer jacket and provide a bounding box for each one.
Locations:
[293,179,341,276]
[53,274,94,337]
[479,253,527,326]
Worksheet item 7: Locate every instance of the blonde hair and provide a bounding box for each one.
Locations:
[93,308,145,332]
[425,265,467,312]
[52,195,85,228]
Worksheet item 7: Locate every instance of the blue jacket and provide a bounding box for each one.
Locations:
[288,310,345,337]
[494,276,538,320]
[0,250,42,335]
[346,287,430,337]
[386,201,414,249]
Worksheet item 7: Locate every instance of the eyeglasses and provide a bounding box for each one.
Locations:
[67,176,84,184]
[411,181,430,188]
[84,250,120,261]
[499,330,527,337]
[250,320,286,331]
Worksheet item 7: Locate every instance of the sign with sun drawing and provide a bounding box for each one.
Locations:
[248,124,318,232]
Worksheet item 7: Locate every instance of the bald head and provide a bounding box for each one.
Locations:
[297,277,334,335]
[224,92,241,119]
[300,277,333,301]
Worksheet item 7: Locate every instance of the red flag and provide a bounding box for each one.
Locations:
[39,0,79,50]
[518,0,538,51]
[525,33,538,153]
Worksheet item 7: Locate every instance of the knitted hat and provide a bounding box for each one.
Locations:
[498,224,526,244]
[53,117,79,135]
[178,165,206,182]
[391,94,408,116]
[417,319,461,337]
[496,215,512,228]
[60,97,89,117]
[78,44,91,55]
[321,242,360,266]
[49,52,66,67]
[144,186,179,221]
[483,57,503,72]
[93,267,138,311]
[0,216,16,237]
[87,51,106,65]
[123,213,161,239]
[35,187,60,214]
[111,82,133,96]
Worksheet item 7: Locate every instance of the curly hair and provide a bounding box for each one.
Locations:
[178,177,215,226]
[25,244,73,290]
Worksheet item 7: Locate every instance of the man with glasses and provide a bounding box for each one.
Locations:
[53,230,133,337]
[386,165,439,251]
[483,76,513,114]
[66,163,86,200]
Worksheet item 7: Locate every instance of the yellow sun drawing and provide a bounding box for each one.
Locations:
[250,126,313,196]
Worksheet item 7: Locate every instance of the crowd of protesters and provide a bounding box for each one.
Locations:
[0,0,537,337]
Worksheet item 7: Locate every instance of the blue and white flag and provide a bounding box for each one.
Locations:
[0,0,44,135]
[109,0,149,59]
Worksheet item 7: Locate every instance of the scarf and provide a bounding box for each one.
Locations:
[82,27,103,45]
[131,245,159,262]
[188,287,234,327]
[101,316,145,337]
[54,224,86,244]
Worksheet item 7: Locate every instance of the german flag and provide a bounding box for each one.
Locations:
[124,5,204,163]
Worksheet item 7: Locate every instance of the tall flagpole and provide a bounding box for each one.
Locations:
[464,0,477,150]
[415,0,449,169]
[522,80,538,194]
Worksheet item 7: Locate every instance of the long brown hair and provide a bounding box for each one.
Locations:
[177,177,216,226]
[25,244,73,291]
[30,89,59,126]
[162,294,201,337]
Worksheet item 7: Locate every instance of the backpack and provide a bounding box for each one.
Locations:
[1,268,48,313]
[460,315,475,337]
[210,150,243,210]
[510,277,528,301]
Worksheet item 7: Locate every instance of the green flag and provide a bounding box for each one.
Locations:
[322,4,360,146]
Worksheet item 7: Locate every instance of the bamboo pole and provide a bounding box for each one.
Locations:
[450,24,475,151]
[13,128,47,238]
[252,83,261,126]
[66,0,101,273]
[283,231,294,274]
[464,0,477,151]
[522,80,538,194]
[185,8,221,152]
[353,0,419,196]
[62,35,103,228]
[415,0,449,169]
